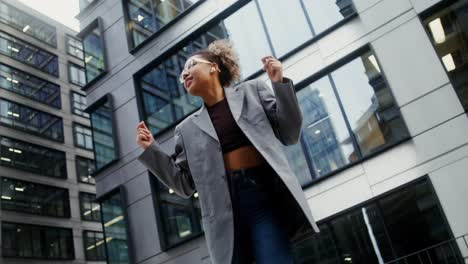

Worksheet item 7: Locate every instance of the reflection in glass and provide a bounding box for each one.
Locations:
[83,231,107,261]
[257,0,312,57]
[1,177,70,218]
[89,97,118,171]
[2,222,73,259]
[423,0,468,109]
[76,156,96,184]
[126,0,200,48]
[0,63,61,108]
[291,180,459,264]
[0,31,59,76]
[0,2,57,46]
[67,36,84,59]
[74,123,94,150]
[0,136,67,178]
[0,98,64,142]
[101,191,130,264]
[303,0,354,35]
[157,181,202,246]
[82,26,106,83]
[71,92,90,118]
[332,51,409,156]
[288,76,356,183]
[68,63,87,87]
[80,192,101,222]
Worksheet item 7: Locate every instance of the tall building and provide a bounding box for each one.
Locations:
[0,0,105,263]
[76,0,468,263]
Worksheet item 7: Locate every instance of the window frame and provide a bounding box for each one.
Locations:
[0,97,64,142]
[419,0,468,113]
[70,91,90,119]
[149,173,203,251]
[0,1,57,47]
[79,192,101,222]
[0,177,71,218]
[67,62,87,87]
[82,230,107,261]
[75,155,96,185]
[72,122,94,151]
[97,186,134,264]
[85,94,120,176]
[1,221,75,260]
[77,18,108,90]
[292,45,411,188]
[0,62,61,109]
[0,135,67,179]
[133,0,358,137]
[65,34,84,60]
[122,0,207,53]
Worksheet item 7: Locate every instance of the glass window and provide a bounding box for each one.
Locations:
[0,63,61,108]
[89,95,118,172]
[78,19,107,85]
[100,190,131,264]
[0,177,70,218]
[0,2,57,47]
[0,31,59,77]
[66,35,84,59]
[71,91,90,118]
[80,192,101,222]
[2,222,74,259]
[76,156,96,184]
[0,136,67,178]
[73,123,94,150]
[291,179,459,264]
[125,0,201,49]
[83,230,107,261]
[422,0,468,110]
[156,179,202,247]
[0,98,64,142]
[68,63,87,87]
[284,49,409,185]
[136,0,357,136]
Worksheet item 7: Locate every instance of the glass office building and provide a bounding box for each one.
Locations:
[77,0,468,263]
[0,0,104,263]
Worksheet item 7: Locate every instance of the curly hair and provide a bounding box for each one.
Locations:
[191,39,241,87]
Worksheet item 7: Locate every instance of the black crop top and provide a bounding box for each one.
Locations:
[206,98,252,153]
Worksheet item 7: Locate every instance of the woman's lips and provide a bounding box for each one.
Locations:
[184,77,193,87]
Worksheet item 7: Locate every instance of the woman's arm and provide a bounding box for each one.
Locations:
[137,124,195,198]
[256,78,303,145]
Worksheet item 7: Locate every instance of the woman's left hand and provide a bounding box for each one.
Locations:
[262,56,283,83]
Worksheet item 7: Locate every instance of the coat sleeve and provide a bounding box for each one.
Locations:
[137,126,195,198]
[256,77,304,145]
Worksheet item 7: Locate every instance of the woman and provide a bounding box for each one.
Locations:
[136,40,319,264]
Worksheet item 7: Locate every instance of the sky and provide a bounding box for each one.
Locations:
[18,0,80,31]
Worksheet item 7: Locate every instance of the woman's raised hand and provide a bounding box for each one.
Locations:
[261,56,283,83]
[136,121,154,150]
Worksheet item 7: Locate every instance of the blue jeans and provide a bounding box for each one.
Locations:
[227,164,294,264]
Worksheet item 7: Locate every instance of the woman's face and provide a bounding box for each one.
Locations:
[180,55,216,96]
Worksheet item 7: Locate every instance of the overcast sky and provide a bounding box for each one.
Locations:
[18,0,80,31]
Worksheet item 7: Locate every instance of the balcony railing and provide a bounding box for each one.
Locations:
[384,234,468,264]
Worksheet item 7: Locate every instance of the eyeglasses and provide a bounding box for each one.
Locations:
[179,57,220,84]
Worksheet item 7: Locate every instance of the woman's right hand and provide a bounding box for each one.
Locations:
[136,121,154,150]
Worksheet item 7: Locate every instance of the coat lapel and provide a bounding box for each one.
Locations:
[192,104,219,143]
[191,86,245,143]
[225,86,245,121]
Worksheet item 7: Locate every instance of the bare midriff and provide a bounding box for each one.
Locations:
[223,145,266,170]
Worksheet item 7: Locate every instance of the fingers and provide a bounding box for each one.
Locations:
[137,121,148,130]
[261,56,281,73]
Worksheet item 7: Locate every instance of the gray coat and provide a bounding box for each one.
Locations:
[138,78,319,264]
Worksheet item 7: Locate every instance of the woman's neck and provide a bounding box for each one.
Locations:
[202,81,225,107]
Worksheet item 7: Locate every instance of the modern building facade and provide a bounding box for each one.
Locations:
[77,0,468,263]
[0,0,105,263]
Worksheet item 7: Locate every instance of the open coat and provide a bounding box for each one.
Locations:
[138,77,319,264]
